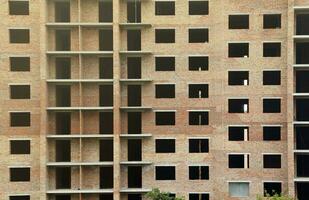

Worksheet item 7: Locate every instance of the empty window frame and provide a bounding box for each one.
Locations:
[155,139,175,153]
[189,111,209,125]
[10,57,30,71]
[128,139,142,161]
[263,154,281,168]
[128,194,141,200]
[56,112,71,134]
[155,56,175,71]
[55,57,71,79]
[228,15,249,29]
[56,140,71,162]
[296,42,309,64]
[9,196,30,200]
[99,0,113,22]
[228,71,249,86]
[10,140,30,154]
[296,70,309,93]
[263,42,281,57]
[56,167,71,189]
[99,29,113,51]
[228,43,249,58]
[127,0,141,23]
[155,111,175,125]
[99,57,113,79]
[127,57,141,79]
[189,193,210,200]
[229,182,249,197]
[100,166,113,189]
[189,1,209,15]
[189,166,209,180]
[127,112,142,134]
[99,112,113,134]
[9,1,29,15]
[155,84,175,98]
[9,29,30,43]
[100,194,114,200]
[127,30,141,51]
[189,84,209,98]
[263,126,281,141]
[228,126,249,141]
[155,166,176,180]
[128,166,142,188]
[189,138,209,153]
[10,112,30,127]
[155,29,175,43]
[100,139,114,161]
[263,70,281,85]
[264,182,282,196]
[228,154,249,168]
[263,98,281,113]
[189,56,209,71]
[55,195,71,200]
[127,85,141,106]
[263,14,281,29]
[189,28,209,43]
[228,99,249,113]
[10,85,30,99]
[55,1,70,22]
[155,1,175,15]
[55,29,70,51]
[10,167,30,182]
[295,126,309,149]
[56,85,71,107]
[99,85,113,106]
[296,14,309,35]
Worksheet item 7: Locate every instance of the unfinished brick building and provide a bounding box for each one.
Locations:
[1,0,309,199]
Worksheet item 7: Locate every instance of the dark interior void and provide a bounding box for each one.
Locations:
[263,14,281,29]
[100,139,113,161]
[156,112,175,125]
[189,193,209,200]
[11,140,30,154]
[9,196,30,200]
[56,167,71,189]
[99,112,113,134]
[296,155,309,177]
[263,126,281,141]
[127,30,141,51]
[228,99,248,113]
[228,71,249,85]
[296,14,309,35]
[263,99,281,113]
[55,1,70,22]
[263,155,281,168]
[128,166,142,188]
[155,1,175,15]
[296,70,309,92]
[99,57,113,79]
[155,57,175,71]
[155,29,175,43]
[189,166,209,180]
[295,98,309,121]
[189,139,209,153]
[99,0,113,22]
[228,43,249,58]
[228,15,249,29]
[295,126,309,149]
[296,42,309,64]
[55,195,71,200]
[99,194,113,200]
[155,139,175,153]
[10,57,30,71]
[10,112,30,127]
[228,127,248,141]
[128,112,142,134]
[189,112,209,125]
[155,166,175,180]
[127,1,141,23]
[10,168,30,182]
[56,57,71,79]
[128,139,142,161]
[9,29,29,43]
[264,182,282,196]
[100,166,113,188]
[10,85,30,99]
[189,29,209,43]
[263,43,281,57]
[56,85,71,107]
[56,112,71,134]
[56,140,71,162]
[189,56,209,71]
[229,155,245,168]
[127,57,141,79]
[55,30,70,51]
[296,182,309,200]
[128,194,142,200]
[127,85,141,106]
[263,71,281,85]
[155,84,175,98]
[99,29,113,51]
[189,1,209,15]
[9,1,29,15]
[189,84,209,98]
[99,85,113,106]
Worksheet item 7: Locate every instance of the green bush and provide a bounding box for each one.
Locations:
[256,192,295,200]
[146,188,185,200]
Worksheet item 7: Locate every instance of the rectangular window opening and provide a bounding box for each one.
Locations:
[128,139,142,161]
[155,139,175,153]
[155,29,175,43]
[55,1,70,22]
[189,166,209,180]
[10,167,30,182]
[55,57,71,79]
[264,182,282,196]
[263,126,281,141]
[99,112,113,134]
[99,0,113,22]
[189,111,209,125]
[100,139,114,161]
[189,139,209,153]
[263,154,281,168]
[155,57,175,71]
[263,71,281,85]
[189,56,209,71]
[100,166,113,189]
[263,42,281,57]
[189,1,209,15]
[228,126,249,141]
[263,99,281,113]
[155,166,175,180]
[10,57,30,72]
[155,1,175,15]
[99,57,113,79]
[55,29,70,51]
[127,85,141,106]
[56,85,71,107]
[10,29,30,44]
[56,167,71,189]
[229,182,249,197]
[10,112,30,127]
[228,99,249,113]
[127,57,141,79]
[99,29,113,51]
[128,112,142,134]
[56,140,71,162]
[127,1,141,23]
[228,43,249,58]
[11,140,30,154]
[128,166,142,188]
[189,84,209,98]
[127,30,141,51]
[10,85,30,99]
[263,14,281,29]
[229,15,249,29]
[99,85,113,106]
[9,1,29,15]
[155,84,175,98]
[228,71,249,86]
[189,28,209,43]
[228,154,249,168]
[155,111,175,125]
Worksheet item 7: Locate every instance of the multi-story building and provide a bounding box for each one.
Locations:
[1,0,309,199]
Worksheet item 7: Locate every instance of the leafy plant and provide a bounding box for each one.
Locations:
[256,192,295,200]
[146,188,185,200]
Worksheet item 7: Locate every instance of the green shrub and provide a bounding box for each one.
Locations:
[146,188,185,200]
